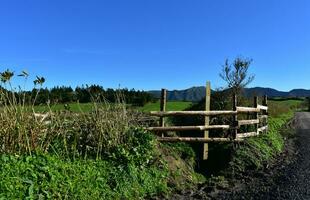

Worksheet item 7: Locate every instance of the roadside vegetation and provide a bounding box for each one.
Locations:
[228,106,297,175]
[0,70,184,199]
[0,62,305,199]
[218,57,301,176]
[228,98,304,175]
[164,57,304,191]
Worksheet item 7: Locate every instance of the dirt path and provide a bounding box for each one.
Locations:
[216,112,310,199]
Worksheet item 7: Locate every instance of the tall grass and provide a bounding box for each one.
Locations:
[0,70,171,199]
[0,70,145,159]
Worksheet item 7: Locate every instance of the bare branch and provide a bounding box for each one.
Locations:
[219,56,254,96]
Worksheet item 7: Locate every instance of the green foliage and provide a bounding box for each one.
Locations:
[162,142,196,164]
[159,142,206,191]
[0,153,168,199]
[229,113,293,173]
[220,56,254,96]
[109,128,157,166]
[0,70,171,198]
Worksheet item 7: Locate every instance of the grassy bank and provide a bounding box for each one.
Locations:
[228,99,303,174]
[0,152,167,199]
[229,112,293,174]
[0,125,171,199]
[0,128,203,199]
[0,71,201,199]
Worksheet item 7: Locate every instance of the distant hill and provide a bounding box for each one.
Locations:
[148,86,206,102]
[148,86,310,102]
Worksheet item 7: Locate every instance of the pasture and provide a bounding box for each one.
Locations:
[33,101,193,113]
[268,99,305,117]
[139,101,193,112]
[32,99,304,115]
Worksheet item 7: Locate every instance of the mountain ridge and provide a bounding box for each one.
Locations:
[148,86,310,102]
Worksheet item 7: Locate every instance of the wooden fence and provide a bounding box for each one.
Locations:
[146,82,268,160]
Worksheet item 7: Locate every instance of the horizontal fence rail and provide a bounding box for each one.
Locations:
[146,125,230,132]
[238,119,260,126]
[258,125,268,133]
[236,132,258,139]
[258,105,268,111]
[146,100,268,135]
[150,110,237,117]
[158,137,243,143]
[236,107,260,113]
[145,82,269,160]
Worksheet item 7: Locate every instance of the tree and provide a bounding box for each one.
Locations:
[219,57,255,96]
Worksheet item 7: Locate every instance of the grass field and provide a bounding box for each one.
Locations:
[139,101,193,112]
[269,99,304,107]
[33,99,304,114]
[268,99,305,117]
[33,101,193,113]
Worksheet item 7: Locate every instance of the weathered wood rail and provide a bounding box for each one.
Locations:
[146,82,269,160]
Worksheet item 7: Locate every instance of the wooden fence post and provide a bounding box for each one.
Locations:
[232,94,238,139]
[263,95,268,133]
[254,96,259,135]
[160,89,167,137]
[203,81,211,160]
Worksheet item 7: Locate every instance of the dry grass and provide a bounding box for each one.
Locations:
[0,71,142,159]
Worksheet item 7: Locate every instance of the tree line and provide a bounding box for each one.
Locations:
[1,85,156,106]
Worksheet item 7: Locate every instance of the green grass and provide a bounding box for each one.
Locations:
[229,112,293,174]
[0,153,168,199]
[33,101,193,113]
[33,99,303,115]
[269,99,303,108]
[0,128,170,199]
[268,99,305,117]
[140,101,193,112]
[228,99,302,174]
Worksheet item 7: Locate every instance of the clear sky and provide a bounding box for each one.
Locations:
[0,0,310,91]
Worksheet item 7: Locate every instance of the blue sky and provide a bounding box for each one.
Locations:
[0,0,310,91]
